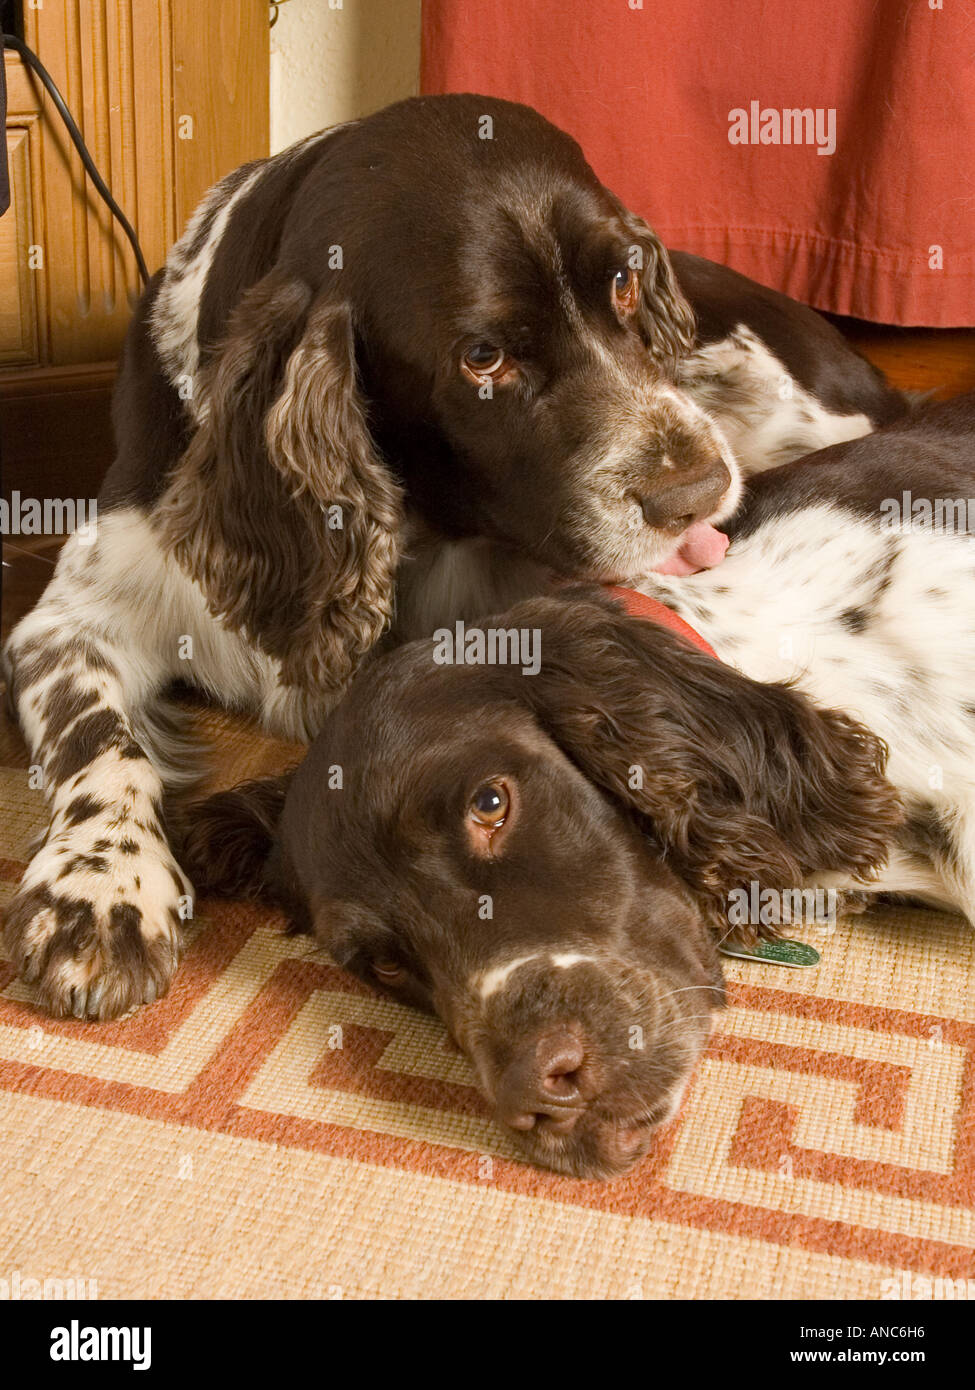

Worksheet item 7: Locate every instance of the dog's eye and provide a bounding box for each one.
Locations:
[372,959,406,984]
[612,267,640,315]
[460,345,514,384]
[469,780,510,829]
[465,343,503,369]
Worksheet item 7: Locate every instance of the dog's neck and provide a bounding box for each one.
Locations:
[604,585,719,659]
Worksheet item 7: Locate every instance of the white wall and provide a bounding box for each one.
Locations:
[270,0,422,153]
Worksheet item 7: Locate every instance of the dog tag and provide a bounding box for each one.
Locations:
[719,938,821,968]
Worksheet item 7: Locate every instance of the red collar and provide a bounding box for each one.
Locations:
[604,585,719,660]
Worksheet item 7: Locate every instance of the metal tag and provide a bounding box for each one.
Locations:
[719,938,822,968]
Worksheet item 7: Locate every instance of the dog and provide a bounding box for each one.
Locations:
[2,93,906,1021]
[181,395,975,1180]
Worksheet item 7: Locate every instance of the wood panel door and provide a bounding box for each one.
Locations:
[1,0,269,369]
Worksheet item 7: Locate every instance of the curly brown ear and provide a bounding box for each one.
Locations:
[157,271,403,695]
[616,208,696,366]
[501,593,903,931]
[179,774,293,899]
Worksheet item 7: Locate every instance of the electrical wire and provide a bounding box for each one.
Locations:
[2,32,150,285]
[269,1,294,29]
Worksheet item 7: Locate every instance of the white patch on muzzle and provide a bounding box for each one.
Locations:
[474,950,601,1001]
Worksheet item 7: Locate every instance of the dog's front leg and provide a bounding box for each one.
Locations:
[2,524,193,1019]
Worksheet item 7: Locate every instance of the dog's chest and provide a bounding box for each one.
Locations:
[636,505,975,798]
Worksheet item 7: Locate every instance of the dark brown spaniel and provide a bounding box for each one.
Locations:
[183,592,900,1179]
[3,92,902,1024]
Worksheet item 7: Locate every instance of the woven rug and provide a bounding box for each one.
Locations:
[1,701,973,1300]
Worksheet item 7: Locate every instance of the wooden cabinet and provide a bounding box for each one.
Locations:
[1,114,41,367]
[1,1,269,371]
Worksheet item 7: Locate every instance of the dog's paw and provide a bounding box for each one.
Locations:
[3,821,192,1020]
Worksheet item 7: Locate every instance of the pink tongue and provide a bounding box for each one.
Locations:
[652,521,729,576]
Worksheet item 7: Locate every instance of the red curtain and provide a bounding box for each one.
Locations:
[421,0,975,327]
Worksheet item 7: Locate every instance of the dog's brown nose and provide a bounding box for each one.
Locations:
[633,460,731,534]
[495,1027,593,1133]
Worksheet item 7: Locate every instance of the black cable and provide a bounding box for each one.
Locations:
[2,32,149,286]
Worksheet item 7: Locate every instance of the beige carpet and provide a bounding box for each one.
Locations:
[1,704,974,1299]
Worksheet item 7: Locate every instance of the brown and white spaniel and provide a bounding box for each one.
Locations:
[182,397,975,1179]
[2,93,904,1021]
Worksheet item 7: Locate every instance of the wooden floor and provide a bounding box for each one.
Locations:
[838,323,975,401]
[2,533,64,639]
[2,327,974,642]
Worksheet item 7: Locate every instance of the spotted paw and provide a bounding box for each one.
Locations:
[3,823,192,1020]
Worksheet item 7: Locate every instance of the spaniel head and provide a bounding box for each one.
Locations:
[184,593,901,1179]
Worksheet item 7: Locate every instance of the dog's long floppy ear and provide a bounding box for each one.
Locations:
[616,206,696,367]
[502,593,903,930]
[157,271,403,695]
[179,773,294,900]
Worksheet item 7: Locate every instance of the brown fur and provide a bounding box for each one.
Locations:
[156,275,403,692]
[184,592,903,1178]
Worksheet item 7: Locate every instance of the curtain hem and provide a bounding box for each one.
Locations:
[653,225,975,328]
